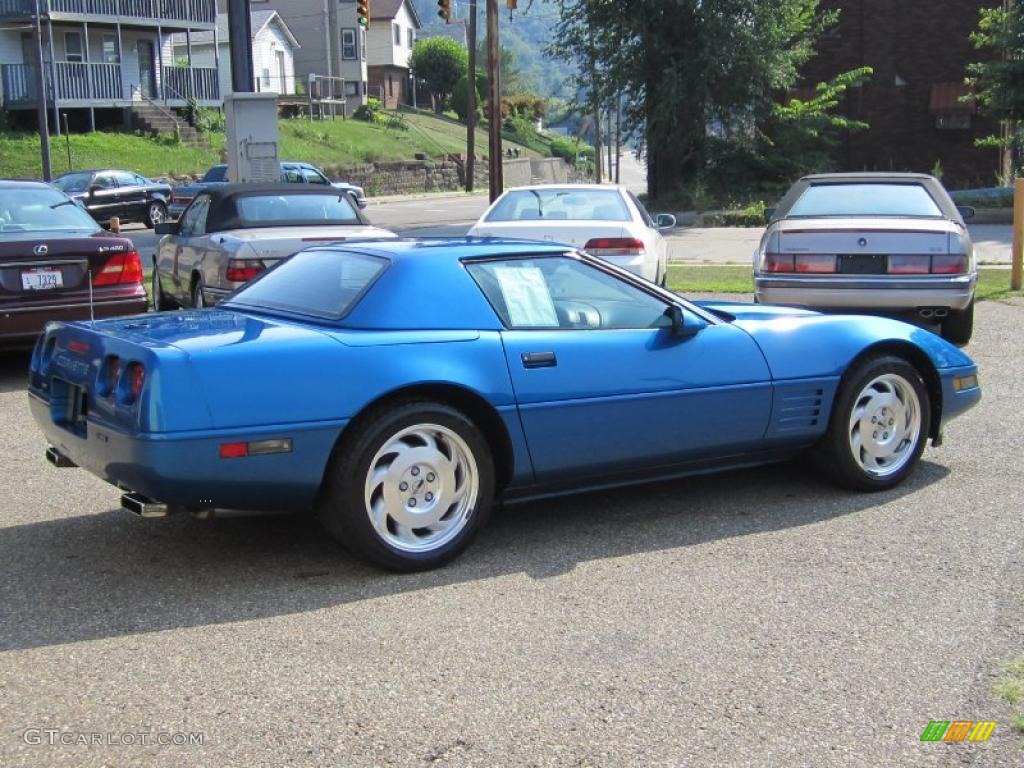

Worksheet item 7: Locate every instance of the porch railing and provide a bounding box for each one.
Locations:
[0,0,31,18]
[47,0,216,25]
[1,63,36,104]
[161,65,218,102]
[2,62,123,103]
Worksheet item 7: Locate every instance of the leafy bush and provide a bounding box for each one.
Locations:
[450,72,486,123]
[353,98,407,130]
[549,135,594,164]
[703,201,767,227]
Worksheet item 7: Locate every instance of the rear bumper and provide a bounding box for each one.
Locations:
[1,293,147,349]
[29,391,347,511]
[754,274,976,311]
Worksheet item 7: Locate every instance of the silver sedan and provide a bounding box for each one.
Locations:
[753,173,977,344]
[153,184,395,309]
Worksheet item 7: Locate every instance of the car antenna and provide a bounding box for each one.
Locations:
[88,268,95,324]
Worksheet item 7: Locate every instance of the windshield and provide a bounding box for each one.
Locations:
[789,183,943,218]
[485,189,632,222]
[51,173,94,194]
[234,193,361,226]
[0,187,100,235]
[203,165,228,183]
[225,249,386,319]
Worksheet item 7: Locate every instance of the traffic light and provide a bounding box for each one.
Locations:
[357,0,369,28]
[437,0,450,22]
[507,0,517,7]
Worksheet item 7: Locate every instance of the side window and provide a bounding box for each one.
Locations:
[112,171,138,187]
[282,166,304,183]
[467,256,671,331]
[627,191,655,228]
[92,173,117,189]
[302,168,330,185]
[179,195,211,236]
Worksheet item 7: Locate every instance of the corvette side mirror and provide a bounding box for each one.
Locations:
[154,221,179,235]
[665,305,705,339]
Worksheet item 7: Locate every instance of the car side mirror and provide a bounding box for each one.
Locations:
[664,305,705,339]
[655,213,676,230]
[957,205,976,222]
[154,221,179,235]
[88,185,102,196]
[763,207,776,224]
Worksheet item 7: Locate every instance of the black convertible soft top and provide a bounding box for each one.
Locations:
[200,183,369,233]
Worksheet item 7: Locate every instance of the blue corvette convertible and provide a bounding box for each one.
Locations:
[29,239,981,570]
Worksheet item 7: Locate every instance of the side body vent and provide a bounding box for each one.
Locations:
[765,378,839,441]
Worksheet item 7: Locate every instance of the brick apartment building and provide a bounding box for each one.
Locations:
[798,0,1002,189]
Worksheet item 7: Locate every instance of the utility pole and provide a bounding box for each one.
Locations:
[589,34,601,184]
[606,108,612,185]
[486,0,502,200]
[614,94,622,184]
[466,1,477,192]
[227,0,255,93]
[32,0,51,181]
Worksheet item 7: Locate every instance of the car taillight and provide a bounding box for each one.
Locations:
[762,253,795,272]
[101,355,120,396]
[92,250,143,286]
[125,362,145,402]
[794,254,837,273]
[584,238,645,256]
[225,259,266,282]
[931,254,968,274]
[888,255,931,275]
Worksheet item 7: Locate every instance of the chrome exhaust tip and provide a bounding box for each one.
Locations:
[121,492,172,518]
[918,309,934,319]
[45,446,77,468]
[933,308,949,318]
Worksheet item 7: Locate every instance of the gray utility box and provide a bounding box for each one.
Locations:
[224,92,280,184]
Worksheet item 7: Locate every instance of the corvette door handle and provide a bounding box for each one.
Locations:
[521,351,557,369]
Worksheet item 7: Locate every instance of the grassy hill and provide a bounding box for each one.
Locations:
[0,110,547,181]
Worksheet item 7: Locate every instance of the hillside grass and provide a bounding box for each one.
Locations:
[0,111,544,180]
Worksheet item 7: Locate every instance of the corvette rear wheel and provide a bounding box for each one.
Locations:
[818,355,930,491]
[319,401,494,571]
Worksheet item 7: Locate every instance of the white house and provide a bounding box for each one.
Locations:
[170,10,299,97]
[365,0,421,109]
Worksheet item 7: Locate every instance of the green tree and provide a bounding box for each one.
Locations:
[966,3,1024,173]
[410,37,468,112]
[549,0,858,201]
[451,71,486,123]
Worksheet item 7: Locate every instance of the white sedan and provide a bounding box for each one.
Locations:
[467,184,675,285]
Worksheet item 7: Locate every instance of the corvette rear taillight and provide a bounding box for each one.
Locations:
[931,254,968,274]
[100,355,120,396]
[584,238,645,256]
[225,259,266,282]
[92,250,143,286]
[762,253,795,272]
[125,362,145,402]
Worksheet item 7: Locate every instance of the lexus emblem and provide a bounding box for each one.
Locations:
[857,237,868,247]
[33,244,48,256]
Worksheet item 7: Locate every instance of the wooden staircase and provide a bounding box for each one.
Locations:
[130,105,206,146]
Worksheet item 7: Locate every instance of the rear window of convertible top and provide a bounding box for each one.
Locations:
[224,250,386,320]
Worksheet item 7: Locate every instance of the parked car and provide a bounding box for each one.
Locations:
[0,180,146,348]
[51,169,172,229]
[169,162,368,218]
[32,239,980,571]
[467,185,675,285]
[153,184,395,309]
[754,173,978,345]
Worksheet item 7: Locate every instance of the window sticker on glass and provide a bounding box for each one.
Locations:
[494,266,559,327]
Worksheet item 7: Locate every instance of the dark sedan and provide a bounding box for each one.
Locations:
[52,169,172,229]
[0,180,147,348]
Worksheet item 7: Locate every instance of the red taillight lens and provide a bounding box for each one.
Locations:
[763,253,795,272]
[794,254,837,273]
[126,362,145,401]
[225,259,266,282]
[102,355,120,396]
[219,442,249,459]
[931,254,968,274]
[92,250,143,286]
[583,238,645,256]
[888,255,931,275]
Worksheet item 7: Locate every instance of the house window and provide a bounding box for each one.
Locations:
[262,68,271,88]
[936,114,972,131]
[64,31,83,63]
[102,35,119,63]
[388,75,393,96]
[393,23,401,46]
[408,28,414,48]
[342,28,356,60]
[345,81,358,97]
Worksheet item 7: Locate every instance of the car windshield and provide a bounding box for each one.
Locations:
[788,183,943,218]
[485,189,631,222]
[224,249,386,319]
[51,173,94,194]
[203,166,228,182]
[234,193,361,226]
[0,187,100,235]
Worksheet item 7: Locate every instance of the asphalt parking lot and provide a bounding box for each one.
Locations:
[1,297,1022,767]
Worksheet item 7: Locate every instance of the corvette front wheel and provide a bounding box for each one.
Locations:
[818,355,930,492]
[319,401,494,571]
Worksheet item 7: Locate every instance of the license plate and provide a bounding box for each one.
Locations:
[21,267,64,291]
[839,254,887,275]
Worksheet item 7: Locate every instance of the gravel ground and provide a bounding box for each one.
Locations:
[0,299,1021,768]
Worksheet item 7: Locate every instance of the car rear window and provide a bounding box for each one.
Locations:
[235,193,360,226]
[203,166,228,182]
[789,183,943,217]
[224,249,386,319]
[52,172,92,193]
[0,187,100,235]
[485,189,631,222]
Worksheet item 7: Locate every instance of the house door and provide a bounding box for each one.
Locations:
[275,50,286,94]
[137,40,155,98]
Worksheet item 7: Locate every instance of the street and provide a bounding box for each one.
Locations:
[1,297,1022,767]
